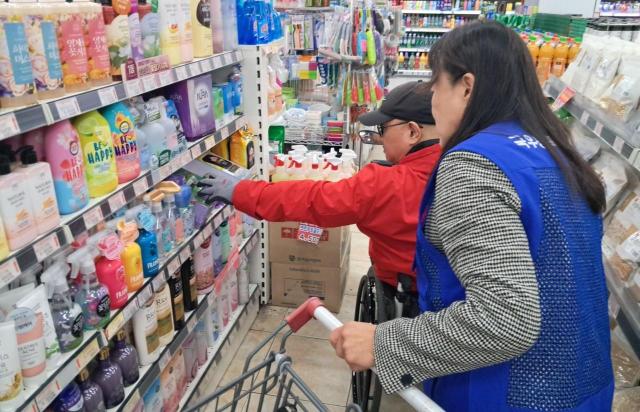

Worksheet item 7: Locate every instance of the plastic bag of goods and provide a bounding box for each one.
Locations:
[603,189,640,283]
[571,122,602,161]
[592,151,628,210]
[584,39,622,101]
[611,333,640,388]
[613,387,640,412]
[600,46,640,123]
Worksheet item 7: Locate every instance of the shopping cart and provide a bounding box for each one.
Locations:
[184,298,443,412]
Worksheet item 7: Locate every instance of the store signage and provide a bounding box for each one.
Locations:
[551,86,576,112]
[297,223,324,245]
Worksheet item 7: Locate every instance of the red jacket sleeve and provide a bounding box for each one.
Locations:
[232,166,380,228]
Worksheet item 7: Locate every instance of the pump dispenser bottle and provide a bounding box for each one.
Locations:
[92,347,125,408]
[67,247,112,329]
[87,230,128,309]
[110,330,139,386]
[77,368,105,412]
[40,261,84,352]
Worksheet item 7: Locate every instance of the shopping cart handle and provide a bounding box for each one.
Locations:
[289,298,446,412]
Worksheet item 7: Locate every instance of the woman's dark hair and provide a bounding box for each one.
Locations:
[429,20,606,213]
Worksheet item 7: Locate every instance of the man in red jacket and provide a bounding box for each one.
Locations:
[209,81,441,317]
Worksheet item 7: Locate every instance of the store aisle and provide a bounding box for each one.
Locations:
[205,226,414,412]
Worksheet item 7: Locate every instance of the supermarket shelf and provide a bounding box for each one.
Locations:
[544,76,640,171]
[401,9,481,15]
[404,27,449,33]
[119,283,259,412]
[17,332,101,412]
[277,6,334,12]
[284,138,344,147]
[396,69,433,77]
[600,11,640,17]
[604,263,640,359]
[101,204,234,343]
[399,47,432,52]
[0,50,243,142]
[0,116,248,286]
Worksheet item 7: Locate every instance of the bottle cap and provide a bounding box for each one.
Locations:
[117,220,139,243]
[19,146,38,165]
[0,155,11,175]
[99,347,110,360]
[78,368,89,382]
[116,329,126,341]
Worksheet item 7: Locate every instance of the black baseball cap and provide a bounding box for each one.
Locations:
[358,81,435,126]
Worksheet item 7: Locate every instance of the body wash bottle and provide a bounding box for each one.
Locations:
[179,0,193,62]
[168,268,185,330]
[154,282,174,346]
[190,0,211,57]
[129,0,144,61]
[73,111,118,198]
[138,0,160,58]
[154,0,181,65]
[110,330,140,386]
[77,0,112,86]
[181,258,197,312]
[17,146,61,235]
[55,0,91,91]
[92,347,125,408]
[132,296,160,365]
[102,0,132,79]
[77,368,106,412]
[44,120,90,215]
[194,237,214,294]
[51,381,84,412]
[0,155,38,251]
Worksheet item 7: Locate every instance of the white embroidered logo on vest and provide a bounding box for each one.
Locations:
[508,134,544,149]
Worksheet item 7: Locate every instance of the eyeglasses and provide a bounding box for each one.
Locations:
[358,130,382,145]
[376,121,422,136]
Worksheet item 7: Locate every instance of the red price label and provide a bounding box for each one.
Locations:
[297,223,323,245]
[550,86,575,112]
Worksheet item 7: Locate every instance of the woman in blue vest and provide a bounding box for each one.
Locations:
[330,20,614,411]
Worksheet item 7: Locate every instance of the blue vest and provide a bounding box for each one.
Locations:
[415,121,613,411]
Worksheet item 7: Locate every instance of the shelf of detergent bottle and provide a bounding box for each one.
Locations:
[0,51,244,142]
[118,241,261,412]
[0,115,249,288]
[399,47,432,53]
[401,9,481,15]
[404,27,450,33]
[396,69,433,77]
[284,138,345,147]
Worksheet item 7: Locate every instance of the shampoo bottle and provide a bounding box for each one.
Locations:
[92,347,125,408]
[194,237,214,294]
[40,261,85,352]
[102,0,132,79]
[44,120,90,215]
[181,258,197,311]
[55,0,91,91]
[167,268,185,330]
[154,282,174,345]
[77,0,112,86]
[117,220,144,292]
[17,146,61,235]
[129,0,144,61]
[67,247,112,329]
[179,0,193,62]
[110,330,140,386]
[127,104,151,170]
[138,0,160,58]
[88,230,128,309]
[0,3,36,107]
[190,0,211,57]
[154,0,181,65]
[73,111,118,198]
[0,155,38,251]
[101,102,141,184]
[18,0,65,99]
[132,295,160,365]
[77,368,106,412]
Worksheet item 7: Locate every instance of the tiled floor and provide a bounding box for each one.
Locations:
[204,226,413,411]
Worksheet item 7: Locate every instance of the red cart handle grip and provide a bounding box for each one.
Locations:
[285,297,325,332]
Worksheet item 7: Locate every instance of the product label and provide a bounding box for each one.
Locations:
[10,310,45,380]
[58,13,89,80]
[140,13,161,58]
[71,313,84,338]
[194,83,211,116]
[0,180,34,237]
[145,326,160,354]
[112,111,140,175]
[196,0,211,28]
[97,295,111,318]
[106,15,132,76]
[85,13,112,81]
[30,169,59,221]
[0,332,22,401]
[23,15,63,93]
[156,311,172,338]
[4,22,34,87]
[129,14,144,61]
[84,137,115,172]
[173,294,184,322]
[41,21,64,82]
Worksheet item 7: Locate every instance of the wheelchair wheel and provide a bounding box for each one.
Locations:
[351,268,383,412]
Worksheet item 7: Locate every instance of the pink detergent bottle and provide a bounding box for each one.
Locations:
[88,231,129,309]
[44,120,90,215]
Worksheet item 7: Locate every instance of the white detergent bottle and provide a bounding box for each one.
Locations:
[307,155,323,181]
[339,149,358,176]
[324,158,344,182]
[271,154,289,182]
[287,155,306,180]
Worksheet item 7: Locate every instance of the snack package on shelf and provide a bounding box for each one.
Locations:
[592,151,629,211]
[612,332,640,388]
[600,48,640,124]
[603,189,640,283]
[571,122,602,161]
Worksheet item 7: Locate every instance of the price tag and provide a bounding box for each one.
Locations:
[213,214,223,228]
[83,207,104,230]
[594,122,604,136]
[204,135,216,149]
[55,97,81,119]
[133,178,148,196]
[0,112,20,139]
[213,55,222,67]
[0,258,20,287]
[203,223,213,239]
[36,380,60,411]
[187,315,196,333]
[142,74,159,92]
[167,257,181,275]
[98,87,118,106]
[125,79,143,97]
[296,222,323,245]
[159,70,174,86]
[200,58,213,72]
[137,285,153,307]
[190,62,202,76]
[180,152,191,168]
[196,232,205,246]
[122,390,142,412]
[151,169,162,185]
[152,273,166,291]
[34,233,61,262]
[160,163,172,178]
[75,338,100,370]
[207,290,215,305]
[580,111,589,125]
[219,126,229,139]
[180,247,191,263]
[175,66,188,81]
[123,300,139,320]
[108,191,127,212]
[613,137,626,154]
[22,399,38,412]
[105,312,125,339]
[190,145,203,159]
[158,350,171,371]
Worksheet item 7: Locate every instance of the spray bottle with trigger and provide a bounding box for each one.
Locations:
[87,230,129,309]
[126,204,160,278]
[339,149,358,176]
[67,247,111,330]
[40,261,85,352]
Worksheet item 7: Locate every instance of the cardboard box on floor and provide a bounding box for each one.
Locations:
[269,222,351,312]
[268,222,351,266]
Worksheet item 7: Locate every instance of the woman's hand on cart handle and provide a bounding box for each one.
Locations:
[329,322,376,372]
